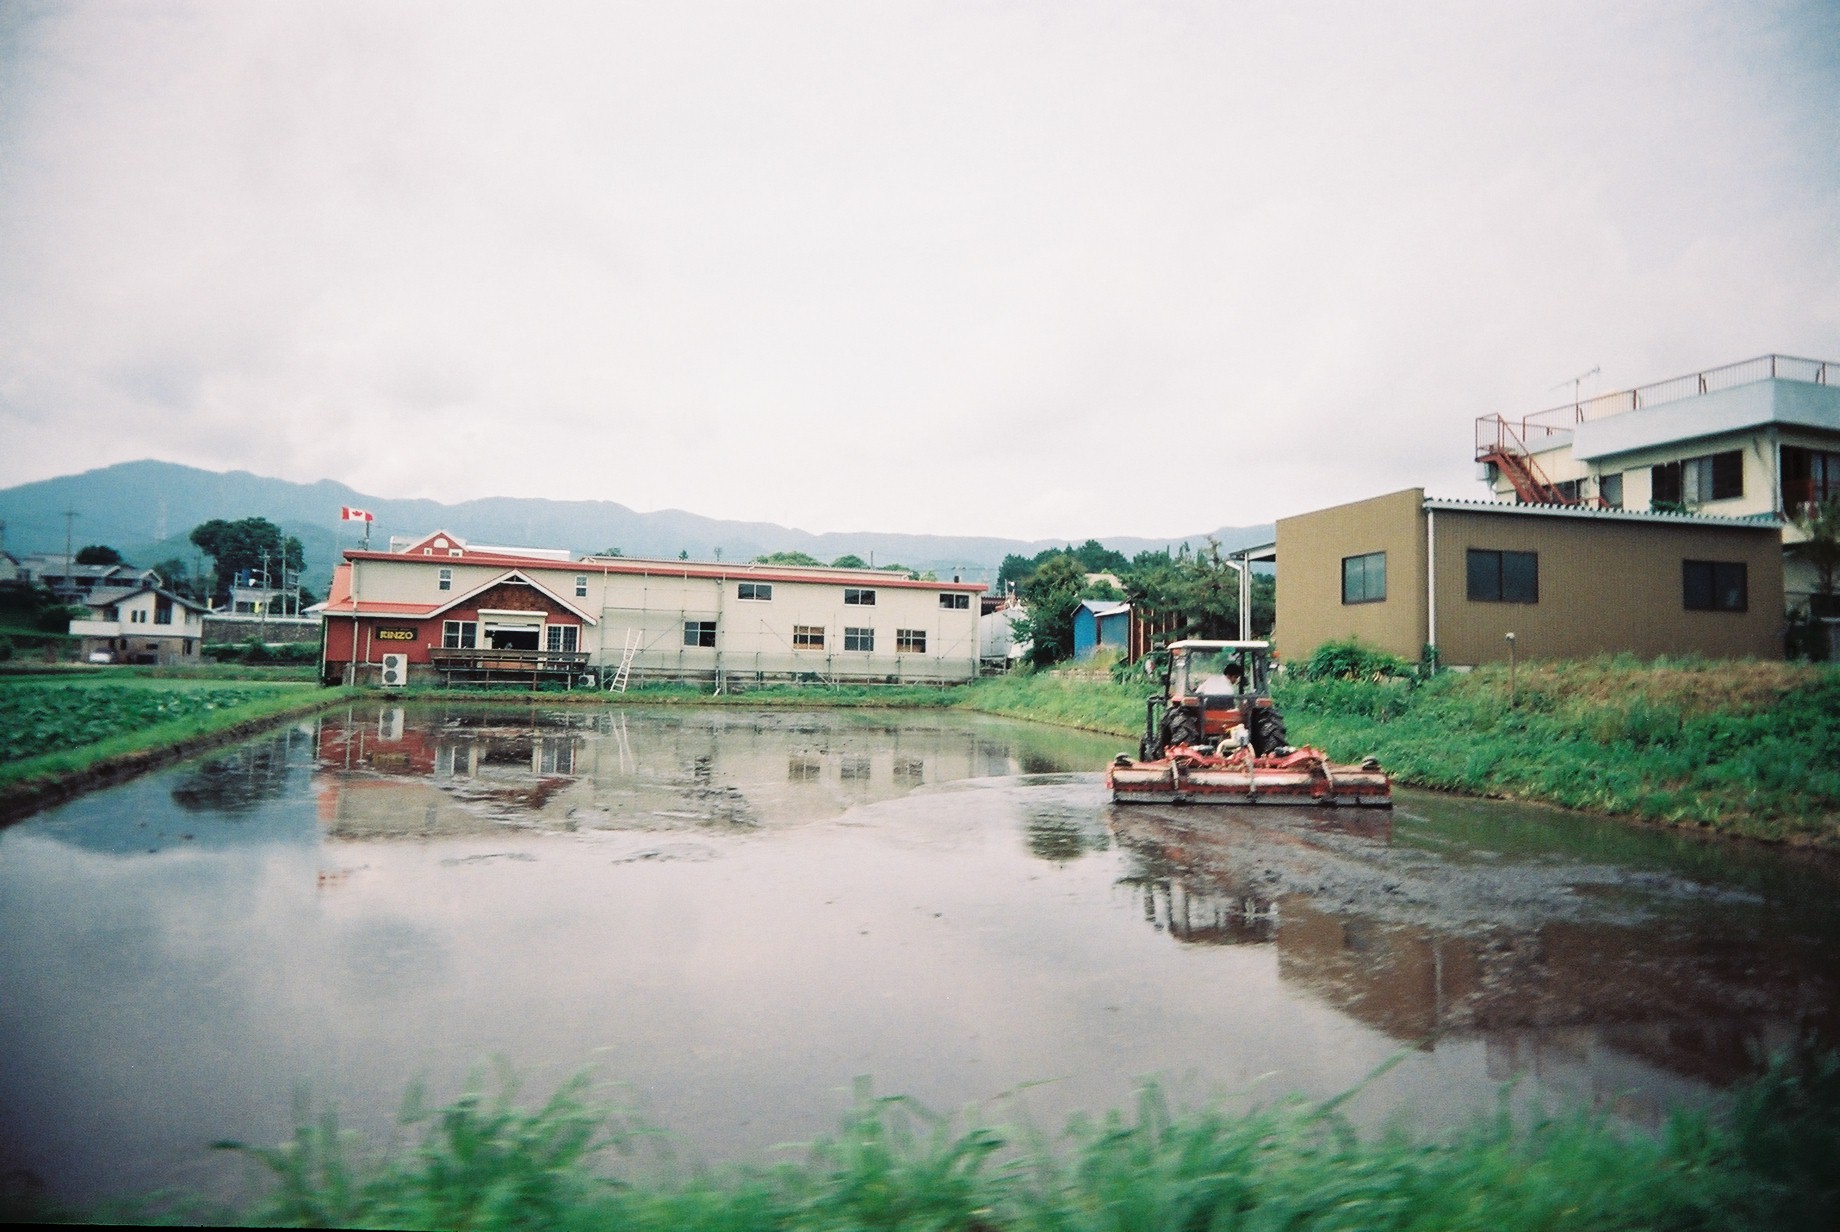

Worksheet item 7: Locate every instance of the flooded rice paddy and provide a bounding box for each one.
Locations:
[2,703,1837,1203]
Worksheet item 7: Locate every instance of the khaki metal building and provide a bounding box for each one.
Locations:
[1275,489,1784,666]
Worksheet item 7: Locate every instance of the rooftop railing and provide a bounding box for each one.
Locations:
[1477,353,1838,459]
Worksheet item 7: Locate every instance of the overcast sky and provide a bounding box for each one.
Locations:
[1,1,1835,540]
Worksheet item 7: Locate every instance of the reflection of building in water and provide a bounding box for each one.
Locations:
[312,705,1074,839]
[1110,808,1833,1112]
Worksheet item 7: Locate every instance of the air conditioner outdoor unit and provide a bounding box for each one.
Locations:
[380,653,409,687]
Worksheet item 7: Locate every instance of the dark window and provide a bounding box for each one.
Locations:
[793,624,824,649]
[545,625,578,653]
[844,588,875,605]
[575,575,588,598]
[844,626,874,651]
[738,582,772,601]
[443,620,476,649]
[684,620,716,647]
[438,568,453,591]
[1467,549,1539,603]
[1341,552,1386,604]
[154,598,173,625]
[896,628,926,653]
[1652,461,1682,507]
[1654,450,1743,508]
[1599,472,1623,508]
[1782,446,1840,515]
[1683,560,1747,612]
[939,593,970,610]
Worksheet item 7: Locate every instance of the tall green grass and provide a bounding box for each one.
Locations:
[1275,659,1840,845]
[29,1049,1839,1230]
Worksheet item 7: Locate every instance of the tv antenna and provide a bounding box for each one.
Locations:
[1552,366,1601,409]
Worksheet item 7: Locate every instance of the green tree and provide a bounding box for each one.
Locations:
[754,550,823,566]
[188,517,304,606]
[149,557,207,603]
[1013,554,1088,668]
[830,554,867,569]
[74,544,122,565]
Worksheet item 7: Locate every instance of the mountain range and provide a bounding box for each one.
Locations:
[0,460,1273,593]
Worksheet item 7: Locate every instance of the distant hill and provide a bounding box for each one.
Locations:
[0,460,1273,593]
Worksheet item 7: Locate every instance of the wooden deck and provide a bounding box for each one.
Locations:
[427,649,593,688]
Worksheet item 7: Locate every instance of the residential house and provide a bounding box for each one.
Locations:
[69,580,210,664]
[1475,353,1839,614]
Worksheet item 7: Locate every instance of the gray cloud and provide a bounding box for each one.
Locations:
[2,0,1836,539]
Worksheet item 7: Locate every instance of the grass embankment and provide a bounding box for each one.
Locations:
[1274,657,1840,846]
[29,1051,1839,1231]
[0,673,356,813]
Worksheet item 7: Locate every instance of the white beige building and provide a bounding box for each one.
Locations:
[320,531,986,687]
[1475,353,1839,614]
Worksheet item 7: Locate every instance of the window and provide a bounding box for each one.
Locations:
[442,620,476,649]
[1341,552,1386,604]
[1653,450,1742,507]
[1683,560,1747,612]
[102,605,118,621]
[844,588,876,605]
[1467,549,1539,603]
[793,624,825,649]
[438,567,453,591]
[738,582,773,601]
[546,625,579,652]
[154,597,173,625]
[844,626,874,651]
[684,620,717,647]
[575,575,588,598]
[939,593,970,610]
[896,628,926,653]
[131,609,148,624]
[1782,446,1840,514]
[1599,472,1624,509]
[1553,479,1582,503]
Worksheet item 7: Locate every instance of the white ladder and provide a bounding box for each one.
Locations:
[608,629,641,692]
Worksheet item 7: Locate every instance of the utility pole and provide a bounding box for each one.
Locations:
[62,509,77,567]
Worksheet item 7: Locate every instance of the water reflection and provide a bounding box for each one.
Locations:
[309,705,1103,839]
[1108,799,1840,1118]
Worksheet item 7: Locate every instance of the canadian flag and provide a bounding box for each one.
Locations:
[340,506,374,522]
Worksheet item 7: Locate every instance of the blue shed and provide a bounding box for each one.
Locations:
[1073,600,1131,659]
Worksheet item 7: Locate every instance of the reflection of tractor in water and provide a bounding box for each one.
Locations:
[1140,640,1289,760]
[1110,640,1392,807]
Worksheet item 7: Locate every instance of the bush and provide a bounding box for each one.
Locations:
[1294,639,1415,682]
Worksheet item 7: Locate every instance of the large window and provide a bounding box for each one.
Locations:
[545,625,578,653]
[442,620,476,649]
[1683,560,1747,612]
[738,582,773,601]
[684,620,717,647]
[793,625,825,649]
[844,626,875,651]
[1652,450,1742,507]
[896,628,926,653]
[1341,552,1386,604]
[153,597,173,625]
[939,593,969,610]
[1467,549,1539,603]
[844,588,876,606]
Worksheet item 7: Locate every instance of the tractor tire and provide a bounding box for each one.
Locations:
[1163,705,1202,750]
[1250,705,1289,756]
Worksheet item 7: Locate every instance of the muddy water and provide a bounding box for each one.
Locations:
[1,703,1837,1203]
